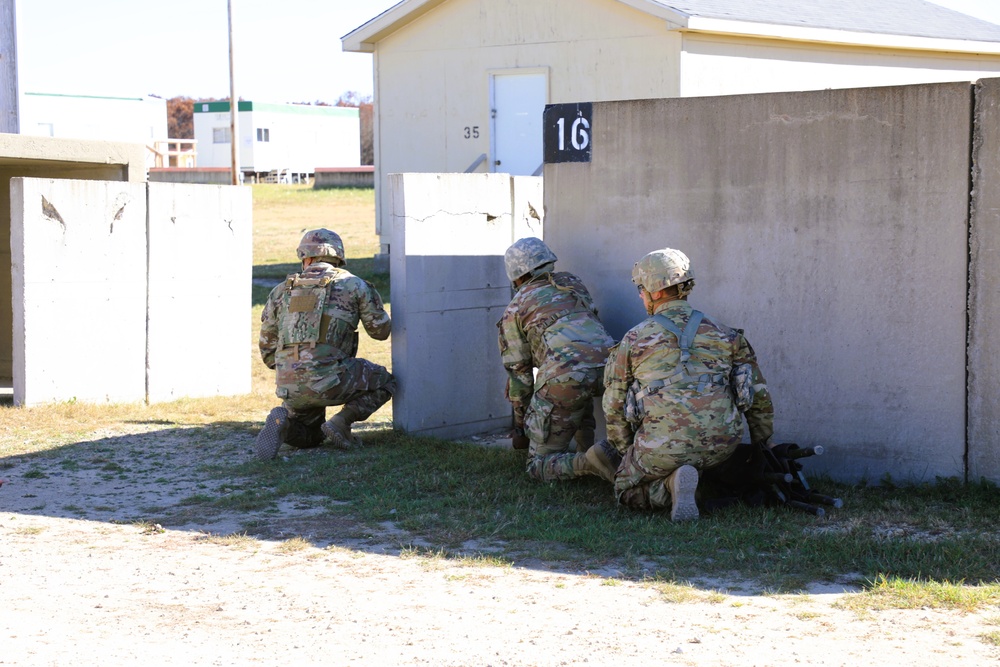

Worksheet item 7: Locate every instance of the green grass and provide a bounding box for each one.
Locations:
[5,185,1000,607]
[194,431,1000,590]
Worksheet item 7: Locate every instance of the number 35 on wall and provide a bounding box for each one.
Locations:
[543,102,592,164]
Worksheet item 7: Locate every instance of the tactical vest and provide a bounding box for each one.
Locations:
[277,273,334,349]
[625,310,733,426]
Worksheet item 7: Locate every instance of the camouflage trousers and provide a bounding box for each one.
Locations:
[613,438,739,510]
[524,368,603,482]
[277,357,396,449]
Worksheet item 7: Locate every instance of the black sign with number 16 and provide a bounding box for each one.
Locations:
[543,102,592,164]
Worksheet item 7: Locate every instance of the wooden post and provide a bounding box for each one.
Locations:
[1,0,20,134]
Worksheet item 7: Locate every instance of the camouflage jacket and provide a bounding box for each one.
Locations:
[259,262,390,383]
[603,300,774,458]
[497,271,614,414]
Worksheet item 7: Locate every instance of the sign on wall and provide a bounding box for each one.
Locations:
[543,102,592,164]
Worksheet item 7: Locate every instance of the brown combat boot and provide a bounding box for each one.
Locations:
[667,465,699,522]
[321,409,362,449]
[583,441,618,483]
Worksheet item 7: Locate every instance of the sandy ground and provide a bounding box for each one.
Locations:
[1,429,998,666]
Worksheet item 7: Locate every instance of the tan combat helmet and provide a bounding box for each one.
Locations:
[297,228,346,266]
[504,237,557,284]
[631,248,694,293]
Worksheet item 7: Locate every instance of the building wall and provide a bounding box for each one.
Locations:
[373,0,681,251]
[19,93,167,145]
[365,1,1000,267]
[680,33,1000,97]
[543,81,975,483]
[193,103,360,174]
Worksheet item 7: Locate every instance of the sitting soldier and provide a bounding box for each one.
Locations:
[588,248,774,520]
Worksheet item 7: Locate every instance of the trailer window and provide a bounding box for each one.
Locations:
[213,127,231,144]
[256,128,270,142]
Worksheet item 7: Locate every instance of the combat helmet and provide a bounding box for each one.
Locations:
[297,229,345,265]
[504,237,557,283]
[632,248,694,293]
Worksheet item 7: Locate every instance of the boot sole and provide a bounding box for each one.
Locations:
[669,465,700,522]
[254,408,288,461]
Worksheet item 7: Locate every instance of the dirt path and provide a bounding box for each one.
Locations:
[2,431,998,666]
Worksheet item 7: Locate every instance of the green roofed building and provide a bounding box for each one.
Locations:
[193,101,360,183]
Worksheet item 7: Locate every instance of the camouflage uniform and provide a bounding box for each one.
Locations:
[259,261,394,448]
[498,270,615,481]
[603,299,773,510]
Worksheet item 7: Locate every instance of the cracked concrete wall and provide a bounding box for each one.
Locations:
[146,182,252,403]
[11,177,148,405]
[969,79,1000,483]
[389,172,543,439]
[545,81,974,483]
[9,177,251,406]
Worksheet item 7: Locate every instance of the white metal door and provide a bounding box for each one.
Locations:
[491,72,546,176]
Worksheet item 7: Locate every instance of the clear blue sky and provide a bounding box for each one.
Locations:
[14,0,1000,104]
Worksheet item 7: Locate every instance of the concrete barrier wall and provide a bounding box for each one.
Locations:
[148,168,232,185]
[9,177,251,406]
[314,167,375,189]
[390,173,543,439]
[11,178,148,404]
[969,78,1000,483]
[1,134,147,384]
[147,183,252,402]
[544,82,975,483]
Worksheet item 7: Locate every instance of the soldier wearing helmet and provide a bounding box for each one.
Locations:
[588,248,774,521]
[254,228,395,460]
[497,237,615,482]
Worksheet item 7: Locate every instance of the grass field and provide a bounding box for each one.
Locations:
[2,183,1000,608]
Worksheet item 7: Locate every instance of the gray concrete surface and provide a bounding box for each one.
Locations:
[390,172,543,439]
[544,82,975,482]
[968,78,1000,483]
[148,168,233,185]
[313,167,375,189]
[1,134,146,388]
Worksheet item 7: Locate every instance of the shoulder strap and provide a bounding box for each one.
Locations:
[652,310,703,367]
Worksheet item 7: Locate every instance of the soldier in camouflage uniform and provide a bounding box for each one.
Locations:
[587,248,774,521]
[497,237,615,481]
[254,229,395,460]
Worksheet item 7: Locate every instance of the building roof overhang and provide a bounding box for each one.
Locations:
[342,0,1000,57]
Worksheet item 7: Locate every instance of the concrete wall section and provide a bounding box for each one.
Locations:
[146,183,252,402]
[1,135,147,385]
[148,168,232,185]
[11,178,148,405]
[968,78,1000,483]
[313,167,375,189]
[544,82,973,482]
[390,172,544,439]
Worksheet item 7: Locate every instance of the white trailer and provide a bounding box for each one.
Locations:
[19,92,167,145]
[193,101,360,182]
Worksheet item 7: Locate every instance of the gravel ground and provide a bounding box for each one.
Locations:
[2,428,998,666]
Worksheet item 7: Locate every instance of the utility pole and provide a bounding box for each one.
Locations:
[228,0,240,184]
[1,0,20,134]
